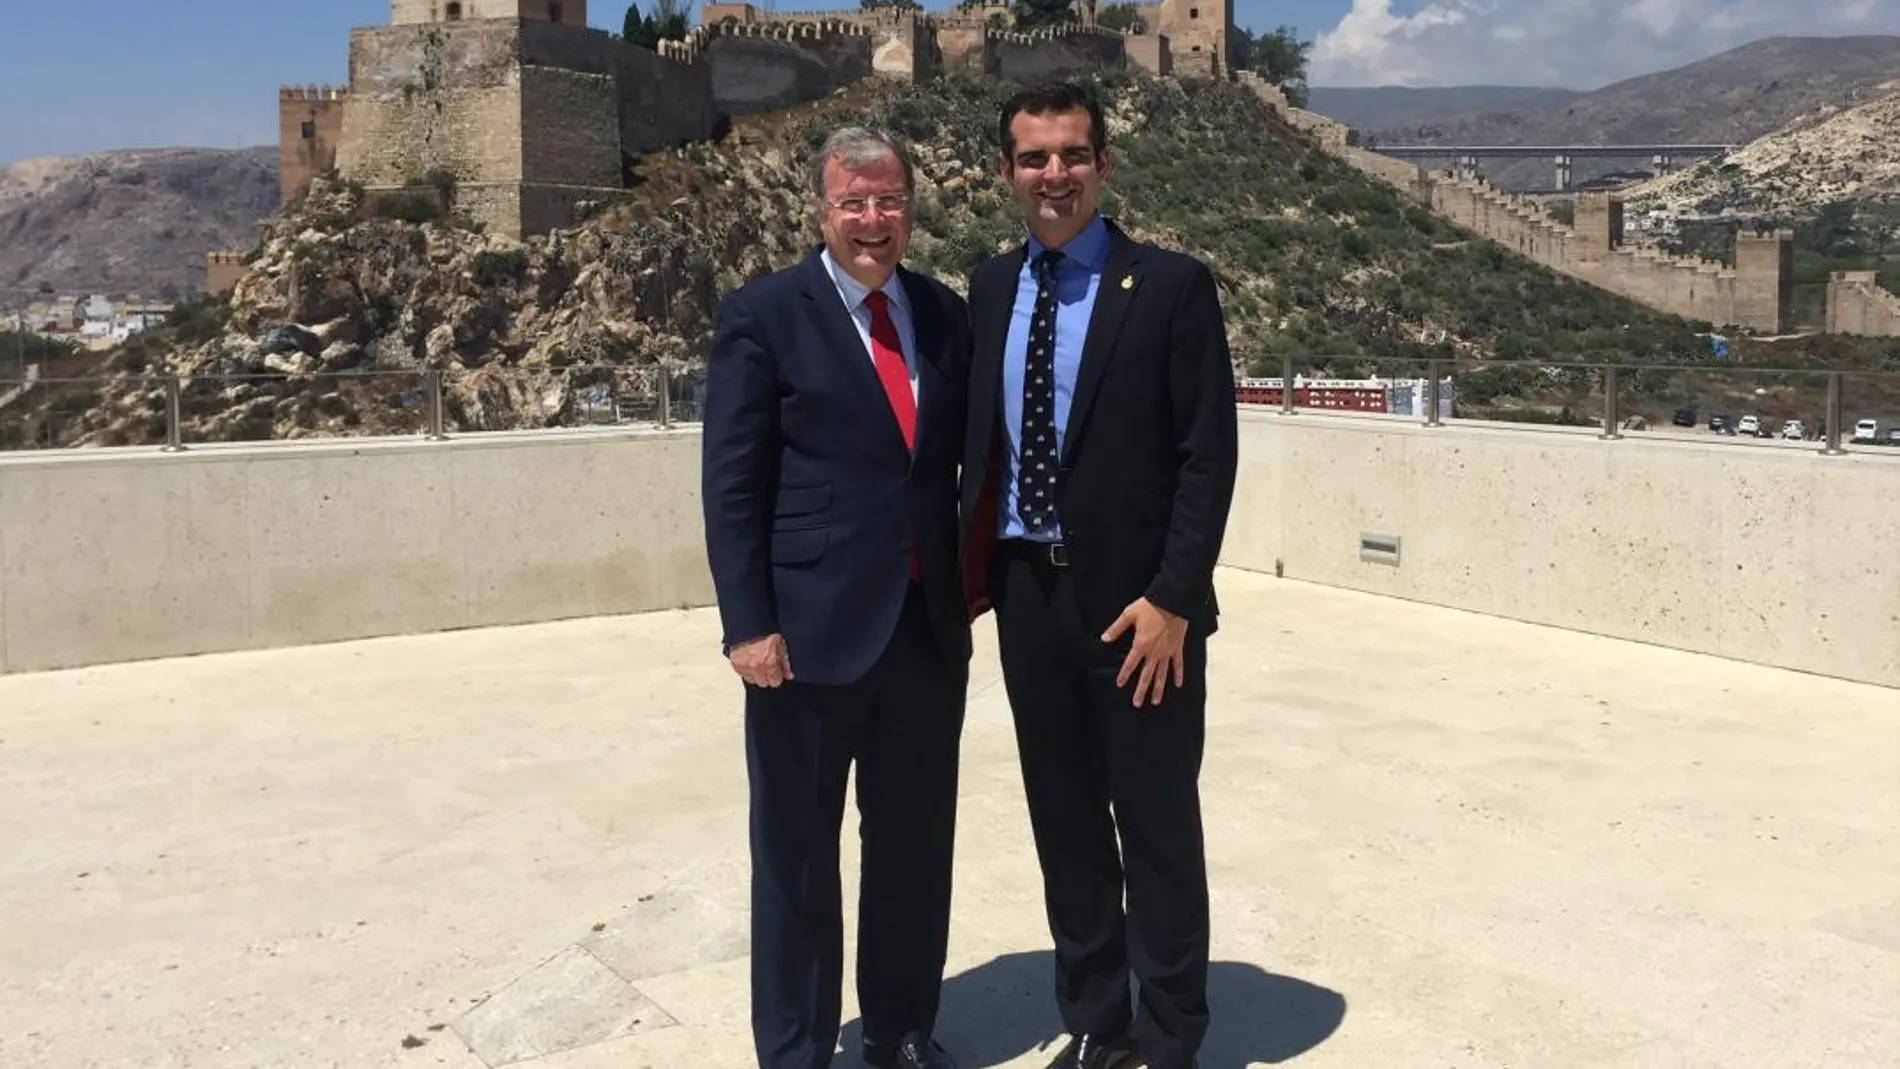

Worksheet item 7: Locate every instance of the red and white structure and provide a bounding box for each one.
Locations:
[1234,376,1453,417]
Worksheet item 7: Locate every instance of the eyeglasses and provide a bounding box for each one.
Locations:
[825,193,912,217]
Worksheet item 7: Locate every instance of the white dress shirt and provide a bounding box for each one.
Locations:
[822,248,919,404]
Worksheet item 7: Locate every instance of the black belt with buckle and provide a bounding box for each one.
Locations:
[1004,539,1069,568]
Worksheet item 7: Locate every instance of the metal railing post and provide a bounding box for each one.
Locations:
[1423,360,1443,426]
[1599,364,1622,440]
[161,376,187,452]
[1821,371,1845,455]
[1280,352,1295,415]
[425,369,447,441]
[659,361,673,429]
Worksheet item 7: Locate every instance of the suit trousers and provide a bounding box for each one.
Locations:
[745,584,967,1069]
[990,542,1211,1069]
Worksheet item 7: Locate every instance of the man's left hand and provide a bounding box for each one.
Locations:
[1102,597,1188,707]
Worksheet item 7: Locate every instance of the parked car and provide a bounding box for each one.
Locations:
[1737,414,1760,436]
[1854,418,1879,441]
[1672,407,1696,427]
[1782,419,1805,440]
[1709,413,1734,435]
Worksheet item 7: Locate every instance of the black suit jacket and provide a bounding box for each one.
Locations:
[960,218,1238,638]
[703,249,972,686]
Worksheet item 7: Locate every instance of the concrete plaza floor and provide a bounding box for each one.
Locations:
[2,569,1896,1069]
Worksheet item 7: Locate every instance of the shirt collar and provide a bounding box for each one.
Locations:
[822,248,908,316]
[1026,213,1111,271]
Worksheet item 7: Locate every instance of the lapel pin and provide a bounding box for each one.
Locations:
[1120,275,1135,290]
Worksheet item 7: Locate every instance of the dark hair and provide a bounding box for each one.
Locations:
[997,81,1106,160]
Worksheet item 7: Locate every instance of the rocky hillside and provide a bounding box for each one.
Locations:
[1307,86,1585,132]
[0,146,277,303]
[1622,85,1900,216]
[1361,36,1900,191]
[14,68,1895,449]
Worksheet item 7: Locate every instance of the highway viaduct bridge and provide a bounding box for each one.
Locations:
[1368,144,1737,190]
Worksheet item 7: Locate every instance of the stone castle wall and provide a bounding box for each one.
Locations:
[1238,71,1796,334]
[1430,177,1798,332]
[1157,0,1226,77]
[933,15,992,69]
[869,12,938,82]
[390,0,588,24]
[205,251,247,297]
[1827,271,1900,336]
[517,19,713,154]
[986,24,1126,83]
[336,19,714,236]
[688,20,876,116]
[279,85,347,206]
[339,23,529,188]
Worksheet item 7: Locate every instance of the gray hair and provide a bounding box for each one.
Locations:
[807,125,915,202]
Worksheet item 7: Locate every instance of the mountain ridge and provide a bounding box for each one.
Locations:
[0,145,277,304]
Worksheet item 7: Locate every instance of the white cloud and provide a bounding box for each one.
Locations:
[1309,0,1900,88]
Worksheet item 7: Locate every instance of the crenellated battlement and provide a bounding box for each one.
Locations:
[985,23,1111,44]
[705,18,871,39]
[1736,228,1796,247]
[758,7,866,22]
[205,251,246,266]
[280,84,347,102]
[657,34,705,64]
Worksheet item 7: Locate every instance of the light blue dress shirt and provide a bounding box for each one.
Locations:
[1000,213,1109,541]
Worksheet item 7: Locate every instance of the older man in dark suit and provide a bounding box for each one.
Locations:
[960,82,1240,1069]
[702,126,970,1069]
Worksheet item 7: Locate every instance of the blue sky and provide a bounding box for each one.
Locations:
[3,0,1897,163]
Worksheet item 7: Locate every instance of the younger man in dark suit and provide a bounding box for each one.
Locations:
[959,82,1239,1069]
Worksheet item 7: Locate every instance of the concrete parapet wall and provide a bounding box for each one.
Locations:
[7,419,1895,685]
[0,431,713,676]
[1219,412,1900,688]
[1827,271,1900,336]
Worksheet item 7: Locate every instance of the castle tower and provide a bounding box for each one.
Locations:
[1733,228,1794,334]
[389,0,587,25]
[338,0,712,239]
[279,85,347,206]
[1573,191,1623,263]
[205,251,247,297]
[1156,0,1230,78]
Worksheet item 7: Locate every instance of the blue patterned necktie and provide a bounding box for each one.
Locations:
[1019,249,1064,536]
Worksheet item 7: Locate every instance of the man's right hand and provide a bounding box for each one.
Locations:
[729,634,793,688]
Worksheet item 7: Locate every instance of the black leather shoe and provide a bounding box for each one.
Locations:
[865,1030,959,1069]
[1045,1033,1140,1069]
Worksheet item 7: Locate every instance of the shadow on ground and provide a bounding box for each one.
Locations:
[843,950,1345,1067]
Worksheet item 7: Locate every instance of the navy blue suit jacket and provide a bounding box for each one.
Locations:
[702,249,973,687]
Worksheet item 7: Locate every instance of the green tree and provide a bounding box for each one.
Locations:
[1095,2,1141,31]
[622,1,656,46]
[622,0,688,47]
[1242,24,1311,107]
[1012,0,1075,30]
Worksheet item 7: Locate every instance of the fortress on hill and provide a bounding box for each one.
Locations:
[269,0,1231,241]
[228,0,1899,338]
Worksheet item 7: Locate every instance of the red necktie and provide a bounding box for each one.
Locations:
[863,290,920,580]
[863,291,916,449]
